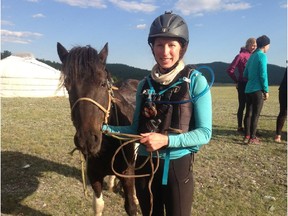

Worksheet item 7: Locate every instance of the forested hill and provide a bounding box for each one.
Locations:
[105,62,286,85]
[33,58,287,85]
[197,62,286,85]
[106,64,149,81]
[1,51,285,85]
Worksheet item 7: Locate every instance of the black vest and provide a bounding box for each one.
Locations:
[138,65,195,134]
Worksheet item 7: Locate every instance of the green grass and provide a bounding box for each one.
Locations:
[1,86,287,216]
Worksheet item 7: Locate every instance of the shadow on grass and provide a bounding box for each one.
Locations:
[1,151,82,216]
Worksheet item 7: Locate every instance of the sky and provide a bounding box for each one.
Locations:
[1,0,287,70]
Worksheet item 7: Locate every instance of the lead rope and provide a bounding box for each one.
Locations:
[105,131,160,216]
[81,152,89,198]
[69,149,89,198]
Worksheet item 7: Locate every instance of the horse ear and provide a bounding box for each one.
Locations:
[57,42,68,63]
[99,42,108,64]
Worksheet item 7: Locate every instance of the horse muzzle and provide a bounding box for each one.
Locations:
[74,130,103,156]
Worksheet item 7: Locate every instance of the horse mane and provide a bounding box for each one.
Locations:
[59,46,105,89]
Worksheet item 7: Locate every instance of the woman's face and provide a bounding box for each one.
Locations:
[247,42,257,53]
[153,38,182,72]
[263,44,270,53]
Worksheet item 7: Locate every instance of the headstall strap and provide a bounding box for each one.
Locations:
[70,83,117,124]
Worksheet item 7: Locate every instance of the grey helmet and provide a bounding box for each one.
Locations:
[148,11,189,46]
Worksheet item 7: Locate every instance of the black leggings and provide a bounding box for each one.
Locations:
[244,91,264,138]
[135,154,194,216]
[276,89,287,135]
[237,82,247,128]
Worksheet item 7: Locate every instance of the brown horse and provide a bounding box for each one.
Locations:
[57,42,138,216]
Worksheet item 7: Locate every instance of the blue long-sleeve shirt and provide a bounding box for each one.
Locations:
[103,72,212,160]
[243,49,269,93]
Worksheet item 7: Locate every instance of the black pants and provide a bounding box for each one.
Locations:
[244,91,264,138]
[135,154,194,216]
[276,89,287,135]
[237,82,247,128]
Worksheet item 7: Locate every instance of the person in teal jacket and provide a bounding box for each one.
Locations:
[103,12,212,216]
[243,35,270,145]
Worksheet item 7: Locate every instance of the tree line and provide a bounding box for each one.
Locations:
[1,50,285,85]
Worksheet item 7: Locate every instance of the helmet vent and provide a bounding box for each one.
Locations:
[161,27,168,33]
[176,20,185,28]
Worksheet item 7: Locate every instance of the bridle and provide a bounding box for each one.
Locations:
[69,77,159,216]
[70,81,117,124]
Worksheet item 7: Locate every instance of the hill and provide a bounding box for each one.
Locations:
[2,53,284,85]
[105,62,286,85]
[197,62,286,85]
[106,64,149,81]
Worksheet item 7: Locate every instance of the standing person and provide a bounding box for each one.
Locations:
[275,68,287,143]
[243,35,270,144]
[103,11,212,216]
[227,38,257,132]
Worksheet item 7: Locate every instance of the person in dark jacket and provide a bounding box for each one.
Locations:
[275,68,287,143]
[227,38,256,132]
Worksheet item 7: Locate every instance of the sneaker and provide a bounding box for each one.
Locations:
[249,137,260,145]
[243,136,250,144]
[274,135,281,143]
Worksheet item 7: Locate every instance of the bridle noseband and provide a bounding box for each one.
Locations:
[70,82,117,124]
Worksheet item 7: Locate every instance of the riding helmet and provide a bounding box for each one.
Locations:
[148,11,189,46]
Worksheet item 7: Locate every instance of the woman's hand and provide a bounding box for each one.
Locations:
[263,92,269,100]
[140,132,168,152]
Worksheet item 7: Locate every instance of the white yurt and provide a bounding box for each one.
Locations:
[0,54,67,97]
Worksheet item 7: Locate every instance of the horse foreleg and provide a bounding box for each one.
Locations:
[107,175,116,192]
[92,192,104,216]
[133,186,139,205]
[121,175,138,215]
[91,181,105,216]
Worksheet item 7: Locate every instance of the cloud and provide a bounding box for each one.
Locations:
[109,0,157,13]
[194,23,203,27]
[1,20,14,26]
[1,29,43,44]
[174,0,251,15]
[32,13,46,18]
[136,23,146,29]
[55,0,107,8]
[280,2,287,8]
[222,2,251,11]
[54,0,157,12]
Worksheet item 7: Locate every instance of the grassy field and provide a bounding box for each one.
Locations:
[1,86,287,216]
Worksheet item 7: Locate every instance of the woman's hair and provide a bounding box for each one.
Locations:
[150,37,187,48]
[245,38,256,49]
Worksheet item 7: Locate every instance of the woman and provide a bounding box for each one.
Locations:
[103,12,212,215]
[226,38,257,132]
[243,35,270,145]
[275,68,287,143]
